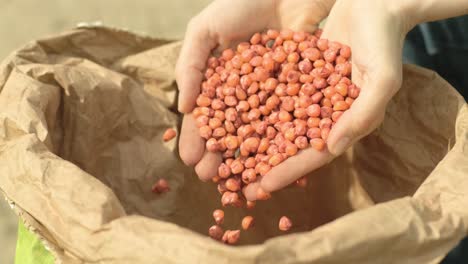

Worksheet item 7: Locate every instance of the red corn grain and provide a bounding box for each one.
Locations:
[163,128,177,142]
[209,225,224,240]
[152,178,170,194]
[310,138,326,151]
[242,216,255,230]
[213,209,225,224]
[279,216,293,231]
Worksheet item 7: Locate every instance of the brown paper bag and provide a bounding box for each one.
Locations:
[0,26,467,264]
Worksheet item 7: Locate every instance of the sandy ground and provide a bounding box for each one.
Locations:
[0,1,211,263]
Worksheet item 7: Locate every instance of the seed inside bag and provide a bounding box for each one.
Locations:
[195,29,360,243]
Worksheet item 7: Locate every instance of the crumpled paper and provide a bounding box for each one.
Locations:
[0,26,467,264]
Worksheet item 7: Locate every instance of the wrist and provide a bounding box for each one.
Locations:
[391,0,468,30]
[388,0,423,33]
[331,0,416,33]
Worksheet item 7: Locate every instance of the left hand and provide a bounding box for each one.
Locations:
[244,0,409,200]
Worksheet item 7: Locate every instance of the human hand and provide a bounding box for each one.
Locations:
[176,0,335,181]
[243,0,410,200]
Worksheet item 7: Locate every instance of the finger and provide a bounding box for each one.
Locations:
[242,177,262,201]
[179,114,205,166]
[176,18,217,113]
[260,147,334,193]
[194,151,222,182]
[327,74,399,156]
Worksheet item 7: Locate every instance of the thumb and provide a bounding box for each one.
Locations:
[327,74,400,156]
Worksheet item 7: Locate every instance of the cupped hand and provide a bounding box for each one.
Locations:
[176,0,334,181]
[244,0,410,200]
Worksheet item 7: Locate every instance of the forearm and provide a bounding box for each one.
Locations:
[398,0,468,28]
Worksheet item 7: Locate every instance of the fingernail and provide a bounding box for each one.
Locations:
[331,136,350,156]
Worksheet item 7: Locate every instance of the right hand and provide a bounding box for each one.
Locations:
[176,0,335,181]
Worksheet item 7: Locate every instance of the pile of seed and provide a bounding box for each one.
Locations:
[193,29,360,244]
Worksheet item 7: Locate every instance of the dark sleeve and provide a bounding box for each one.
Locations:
[403,15,468,101]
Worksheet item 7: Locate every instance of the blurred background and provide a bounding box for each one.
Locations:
[0,0,211,58]
[0,1,211,263]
